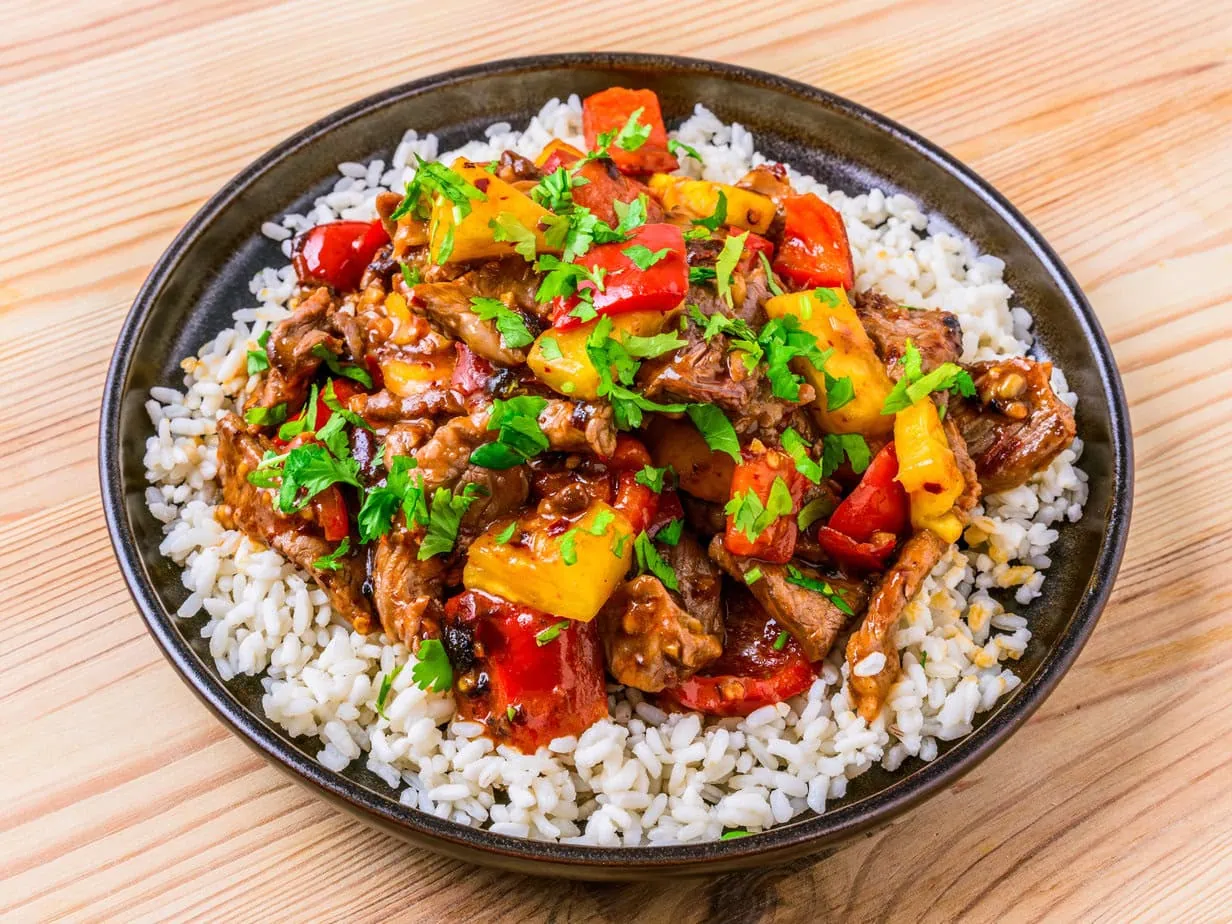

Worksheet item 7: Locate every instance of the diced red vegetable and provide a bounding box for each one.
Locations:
[272,378,366,449]
[606,434,654,471]
[612,471,660,535]
[816,442,909,571]
[312,486,350,542]
[772,194,854,291]
[724,449,806,564]
[735,229,775,274]
[541,146,662,228]
[292,219,390,292]
[451,343,494,395]
[661,587,815,716]
[550,223,688,330]
[443,590,609,753]
[582,87,678,176]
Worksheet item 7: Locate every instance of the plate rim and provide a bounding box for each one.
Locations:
[99,51,1133,876]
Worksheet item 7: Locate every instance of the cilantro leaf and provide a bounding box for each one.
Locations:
[246,329,271,375]
[744,566,764,585]
[715,231,747,307]
[417,483,487,560]
[538,335,562,361]
[588,509,617,537]
[689,266,717,285]
[410,638,453,692]
[686,404,741,462]
[622,244,670,270]
[275,442,362,514]
[245,403,287,427]
[277,383,319,442]
[773,630,790,651]
[530,166,584,211]
[634,531,679,591]
[311,343,373,388]
[780,427,823,484]
[655,518,684,546]
[391,155,486,223]
[489,212,539,262]
[470,395,549,469]
[610,106,651,151]
[881,338,977,414]
[312,537,351,571]
[721,829,751,840]
[692,189,728,232]
[724,476,794,544]
[535,620,571,646]
[759,315,830,402]
[821,433,871,476]
[758,251,783,296]
[374,663,403,720]
[559,528,579,565]
[400,262,421,287]
[796,496,834,531]
[493,521,518,545]
[785,565,855,615]
[635,464,673,493]
[469,296,534,349]
[667,138,704,164]
[619,331,686,359]
[825,372,856,411]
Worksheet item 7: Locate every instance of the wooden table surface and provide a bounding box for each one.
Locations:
[3,0,1230,920]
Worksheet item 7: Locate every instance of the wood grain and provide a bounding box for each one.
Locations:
[2,0,1230,920]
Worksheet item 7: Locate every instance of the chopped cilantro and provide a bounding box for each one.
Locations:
[685,404,741,462]
[725,476,794,544]
[635,464,673,493]
[588,509,616,536]
[605,106,651,152]
[390,155,486,223]
[796,496,833,532]
[759,315,830,402]
[356,455,426,544]
[277,383,319,442]
[655,518,684,546]
[692,189,728,232]
[374,663,403,720]
[244,403,287,427]
[611,531,631,558]
[470,296,534,349]
[559,528,579,565]
[311,536,351,571]
[715,231,747,307]
[881,339,977,414]
[275,442,362,514]
[535,620,570,646]
[311,343,373,388]
[758,251,783,296]
[417,483,487,560]
[494,521,518,544]
[780,427,823,484]
[538,336,563,361]
[246,329,271,375]
[744,566,764,585]
[410,638,453,692]
[773,630,789,651]
[785,566,855,615]
[821,433,871,478]
[634,531,678,591]
[720,830,751,840]
[622,244,670,270]
[667,138,704,164]
[688,265,717,285]
[400,262,421,287]
[488,212,539,262]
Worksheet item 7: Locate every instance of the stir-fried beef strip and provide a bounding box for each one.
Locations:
[846,529,948,721]
[218,87,1081,748]
[948,356,1077,492]
[599,533,724,692]
[250,287,344,412]
[709,537,867,662]
[855,289,963,379]
[215,414,374,632]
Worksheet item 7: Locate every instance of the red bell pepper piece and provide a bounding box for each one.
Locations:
[443,590,609,753]
[450,342,494,395]
[772,194,855,291]
[582,87,678,176]
[816,442,909,571]
[292,219,390,292]
[735,229,775,274]
[541,147,663,228]
[312,486,350,542]
[606,435,660,534]
[661,587,815,716]
[724,449,806,564]
[550,223,688,330]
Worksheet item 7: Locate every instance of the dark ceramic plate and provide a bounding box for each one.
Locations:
[100,53,1132,879]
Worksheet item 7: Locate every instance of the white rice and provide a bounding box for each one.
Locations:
[142,96,1088,845]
